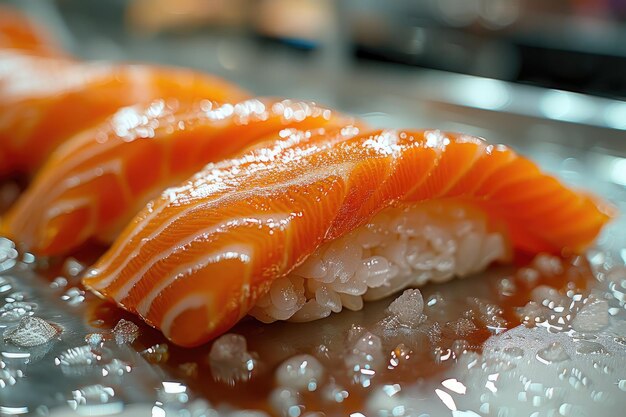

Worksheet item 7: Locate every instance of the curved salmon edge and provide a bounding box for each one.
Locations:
[82,128,613,347]
[0,51,250,178]
[0,5,64,56]
[2,98,359,256]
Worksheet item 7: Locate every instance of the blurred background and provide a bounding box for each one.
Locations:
[2,0,626,184]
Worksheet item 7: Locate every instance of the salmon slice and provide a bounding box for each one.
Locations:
[0,52,249,178]
[0,6,63,56]
[2,98,355,255]
[83,128,613,347]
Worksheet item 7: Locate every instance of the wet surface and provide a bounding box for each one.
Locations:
[0,139,625,416]
[0,60,625,416]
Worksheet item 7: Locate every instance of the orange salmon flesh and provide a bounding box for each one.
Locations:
[82,129,613,347]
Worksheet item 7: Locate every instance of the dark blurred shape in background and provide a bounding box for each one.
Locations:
[3,0,626,156]
[7,0,626,98]
[124,0,626,99]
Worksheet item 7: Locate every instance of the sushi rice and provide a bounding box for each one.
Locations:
[250,200,509,322]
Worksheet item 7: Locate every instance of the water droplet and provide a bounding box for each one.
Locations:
[68,384,122,414]
[61,287,85,305]
[55,345,111,367]
[516,301,547,326]
[3,317,60,347]
[102,359,132,377]
[575,341,608,355]
[0,238,18,272]
[345,332,383,388]
[467,298,507,332]
[84,332,107,347]
[387,343,411,371]
[451,339,470,357]
[49,277,68,290]
[276,354,324,392]
[21,252,35,265]
[481,356,515,373]
[141,343,169,364]
[62,258,85,278]
[502,347,524,359]
[321,378,349,404]
[592,360,612,375]
[209,334,255,385]
[532,253,563,276]
[4,291,27,303]
[0,367,24,389]
[0,301,36,323]
[112,319,139,344]
[559,367,592,390]
[425,293,446,309]
[618,379,626,392]
[270,387,302,417]
[0,276,13,294]
[496,277,516,297]
[536,342,570,365]
[179,362,198,378]
[516,267,539,286]
[157,382,190,410]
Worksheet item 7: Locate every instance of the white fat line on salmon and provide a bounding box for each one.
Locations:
[110,214,290,299]
[432,148,486,198]
[96,163,351,285]
[43,196,97,246]
[454,149,517,196]
[92,187,231,285]
[136,244,253,317]
[160,293,210,339]
[486,176,563,204]
[19,159,125,239]
[41,120,144,181]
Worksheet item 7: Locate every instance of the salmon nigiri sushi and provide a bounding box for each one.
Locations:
[83,128,612,347]
[0,52,249,178]
[2,98,354,255]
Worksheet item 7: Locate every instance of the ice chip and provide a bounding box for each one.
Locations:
[209,333,256,386]
[270,387,302,417]
[345,332,383,387]
[85,332,106,347]
[3,316,59,347]
[276,354,324,391]
[532,253,564,276]
[572,297,609,333]
[112,319,139,344]
[387,289,425,328]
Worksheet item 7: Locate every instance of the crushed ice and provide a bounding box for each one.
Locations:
[3,316,59,347]
[209,334,257,386]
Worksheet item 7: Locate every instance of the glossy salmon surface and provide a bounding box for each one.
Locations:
[0,5,63,55]
[83,128,612,346]
[3,98,354,255]
[0,52,249,177]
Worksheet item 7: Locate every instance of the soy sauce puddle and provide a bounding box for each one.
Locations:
[3,237,624,417]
